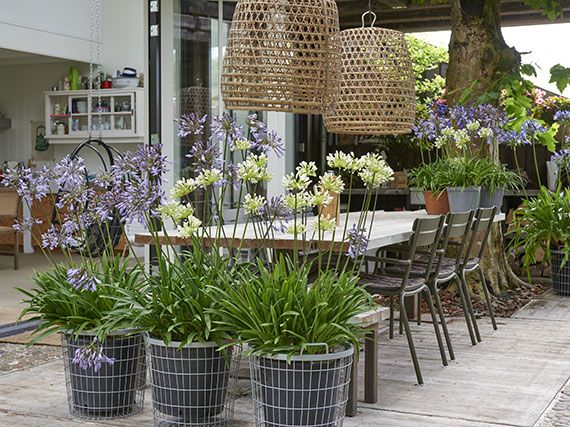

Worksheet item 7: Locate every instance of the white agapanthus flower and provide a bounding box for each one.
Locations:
[238,154,272,184]
[170,177,198,199]
[243,193,266,215]
[319,172,344,194]
[231,138,251,152]
[308,188,333,207]
[285,223,307,236]
[284,192,311,210]
[466,120,481,132]
[313,215,336,232]
[197,168,225,187]
[434,127,455,149]
[282,172,312,192]
[158,201,195,222]
[296,161,318,178]
[454,129,470,150]
[358,153,394,189]
[178,215,202,238]
[326,151,361,172]
[478,127,494,140]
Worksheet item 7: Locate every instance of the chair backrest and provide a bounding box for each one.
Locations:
[407,215,445,279]
[443,211,475,266]
[465,207,496,262]
[0,189,21,218]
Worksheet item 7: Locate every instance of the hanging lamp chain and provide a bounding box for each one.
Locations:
[362,0,377,28]
[88,0,103,139]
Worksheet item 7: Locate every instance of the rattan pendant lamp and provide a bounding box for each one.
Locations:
[324,10,416,135]
[221,0,341,114]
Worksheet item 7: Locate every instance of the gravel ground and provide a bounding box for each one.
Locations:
[0,343,60,375]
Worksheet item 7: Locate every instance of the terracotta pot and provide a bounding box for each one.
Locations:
[423,191,450,215]
[319,192,340,224]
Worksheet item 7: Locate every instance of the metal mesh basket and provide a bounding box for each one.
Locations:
[147,337,242,427]
[551,250,570,296]
[249,345,354,427]
[62,331,147,420]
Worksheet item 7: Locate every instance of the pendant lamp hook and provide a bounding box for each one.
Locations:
[362,0,376,29]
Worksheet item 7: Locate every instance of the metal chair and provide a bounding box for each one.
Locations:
[460,207,498,343]
[359,216,447,385]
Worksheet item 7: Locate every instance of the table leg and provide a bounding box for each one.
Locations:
[364,324,379,404]
[346,354,358,417]
[404,294,417,320]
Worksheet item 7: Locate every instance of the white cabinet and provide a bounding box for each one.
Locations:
[44,89,145,144]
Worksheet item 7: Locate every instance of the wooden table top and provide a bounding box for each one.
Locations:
[134,210,506,251]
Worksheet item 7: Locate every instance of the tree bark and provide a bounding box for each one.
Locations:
[446,0,522,294]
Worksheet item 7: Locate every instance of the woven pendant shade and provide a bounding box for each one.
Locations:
[325,23,416,136]
[221,0,340,114]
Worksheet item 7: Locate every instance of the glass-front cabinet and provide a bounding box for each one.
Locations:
[44,89,144,143]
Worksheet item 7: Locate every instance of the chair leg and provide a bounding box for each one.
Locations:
[423,288,448,367]
[399,302,404,336]
[417,295,422,326]
[400,298,423,385]
[389,296,394,339]
[478,267,497,331]
[454,273,477,346]
[432,284,455,361]
[13,235,19,271]
[461,270,481,343]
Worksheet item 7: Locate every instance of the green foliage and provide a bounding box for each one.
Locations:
[550,64,570,93]
[18,256,142,343]
[478,159,526,193]
[407,159,450,193]
[406,35,449,102]
[523,0,564,19]
[534,96,570,125]
[106,242,234,348]
[509,187,570,270]
[210,256,373,358]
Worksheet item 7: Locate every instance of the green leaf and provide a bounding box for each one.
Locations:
[550,64,570,93]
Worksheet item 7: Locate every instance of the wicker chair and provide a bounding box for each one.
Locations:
[0,188,22,270]
[359,216,447,385]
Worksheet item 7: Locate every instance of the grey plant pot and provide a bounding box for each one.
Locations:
[480,188,504,211]
[447,186,481,212]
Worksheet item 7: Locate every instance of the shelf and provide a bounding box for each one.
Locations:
[89,111,133,116]
[49,114,69,118]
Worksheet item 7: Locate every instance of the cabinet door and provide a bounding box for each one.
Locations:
[111,93,135,135]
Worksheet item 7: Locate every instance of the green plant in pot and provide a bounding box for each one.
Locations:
[211,257,373,427]
[407,159,450,214]
[478,160,525,210]
[7,147,166,420]
[509,187,570,295]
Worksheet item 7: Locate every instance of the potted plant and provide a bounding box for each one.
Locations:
[20,259,147,419]
[211,257,373,427]
[407,159,450,214]
[479,160,525,210]
[7,148,166,420]
[509,187,570,295]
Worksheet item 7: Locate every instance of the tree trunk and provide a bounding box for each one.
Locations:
[446,0,522,294]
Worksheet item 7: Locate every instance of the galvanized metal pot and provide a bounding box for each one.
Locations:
[447,186,481,213]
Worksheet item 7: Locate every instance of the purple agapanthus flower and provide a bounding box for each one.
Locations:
[187,139,223,173]
[259,196,293,232]
[226,163,242,190]
[212,113,243,142]
[554,110,570,124]
[67,268,98,292]
[521,119,548,139]
[41,224,80,250]
[251,129,285,158]
[72,338,115,372]
[499,129,529,148]
[178,113,207,138]
[347,224,369,259]
[12,218,42,233]
[4,165,52,204]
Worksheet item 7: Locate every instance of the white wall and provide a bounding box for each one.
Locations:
[0,0,93,62]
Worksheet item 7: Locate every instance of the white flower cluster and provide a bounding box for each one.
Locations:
[238,154,272,184]
[319,172,344,194]
[358,153,394,189]
[312,215,336,232]
[170,177,198,199]
[243,193,266,215]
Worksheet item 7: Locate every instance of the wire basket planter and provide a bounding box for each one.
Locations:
[147,337,242,427]
[324,12,415,136]
[62,331,147,420]
[249,345,354,427]
[221,0,341,114]
[551,250,570,296]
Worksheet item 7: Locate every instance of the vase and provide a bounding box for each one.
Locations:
[147,337,240,426]
[447,186,481,213]
[423,191,450,215]
[480,188,504,211]
[249,345,353,427]
[62,331,146,419]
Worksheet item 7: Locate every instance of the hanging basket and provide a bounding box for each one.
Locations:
[325,13,416,135]
[221,0,341,114]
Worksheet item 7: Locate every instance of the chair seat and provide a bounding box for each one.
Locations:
[464,257,480,271]
[358,273,426,294]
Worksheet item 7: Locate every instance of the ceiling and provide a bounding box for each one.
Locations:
[337,0,570,32]
[0,48,72,67]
